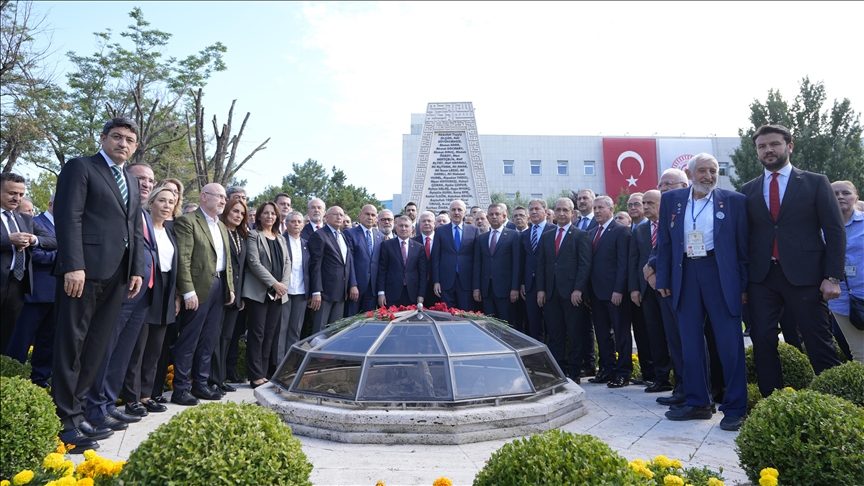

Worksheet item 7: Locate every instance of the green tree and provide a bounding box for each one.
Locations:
[25,170,55,214]
[614,187,631,214]
[731,77,864,190]
[490,191,531,215]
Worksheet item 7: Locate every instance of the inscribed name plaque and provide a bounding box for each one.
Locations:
[408,102,491,212]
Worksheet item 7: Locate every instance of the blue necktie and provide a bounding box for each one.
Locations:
[454,225,461,252]
[580,217,588,231]
[531,224,539,253]
[365,229,373,257]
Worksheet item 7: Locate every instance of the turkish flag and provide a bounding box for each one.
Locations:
[602,138,659,198]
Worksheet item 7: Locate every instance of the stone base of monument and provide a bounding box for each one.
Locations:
[254,380,587,445]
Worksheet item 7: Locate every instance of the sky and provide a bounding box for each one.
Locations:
[25,1,864,201]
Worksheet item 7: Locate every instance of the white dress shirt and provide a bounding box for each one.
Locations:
[684,187,715,251]
[287,235,305,295]
[153,227,174,272]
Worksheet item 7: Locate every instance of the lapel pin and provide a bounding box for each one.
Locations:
[716,212,725,219]
[719,201,724,209]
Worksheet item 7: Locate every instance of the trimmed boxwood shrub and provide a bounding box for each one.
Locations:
[735,389,864,485]
[0,376,61,480]
[236,339,248,379]
[119,402,312,485]
[809,360,864,407]
[0,354,31,379]
[744,342,814,391]
[746,383,762,412]
[473,429,643,485]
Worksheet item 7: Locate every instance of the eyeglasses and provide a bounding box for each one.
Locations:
[658,181,687,189]
[134,175,156,185]
[202,191,227,201]
[231,194,248,201]
[108,133,137,145]
[626,202,643,207]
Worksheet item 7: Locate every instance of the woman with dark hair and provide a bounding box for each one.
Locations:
[243,201,291,388]
[156,178,184,219]
[209,198,249,392]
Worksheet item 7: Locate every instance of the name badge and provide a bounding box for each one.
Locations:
[686,231,708,258]
[847,265,857,278]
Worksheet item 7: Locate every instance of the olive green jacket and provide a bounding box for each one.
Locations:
[174,208,234,302]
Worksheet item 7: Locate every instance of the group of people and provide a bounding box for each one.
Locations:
[2,118,862,452]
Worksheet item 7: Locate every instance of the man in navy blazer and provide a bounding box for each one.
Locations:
[473,203,521,325]
[300,197,326,241]
[432,200,480,311]
[657,153,748,431]
[378,216,426,307]
[741,125,844,398]
[5,192,58,388]
[413,211,438,307]
[520,199,556,341]
[344,204,384,315]
[536,198,592,380]
[586,196,632,388]
[308,206,357,333]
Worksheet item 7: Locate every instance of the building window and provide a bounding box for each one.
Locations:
[503,160,514,175]
[557,160,568,175]
[584,161,595,176]
[531,193,543,200]
[530,160,541,175]
[506,193,516,200]
[719,162,729,177]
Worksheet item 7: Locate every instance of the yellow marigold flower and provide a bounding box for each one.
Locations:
[375,482,386,486]
[760,467,779,479]
[432,478,452,486]
[629,459,648,468]
[637,467,654,479]
[55,478,76,486]
[12,470,34,485]
[82,449,97,461]
[44,453,66,470]
[95,459,115,477]
[44,482,56,486]
[670,459,683,469]
[1,480,10,486]
[759,477,777,486]
[654,455,672,469]
[707,478,724,486]
[664,474,684,486]
[784,386,794,391]
[76,479,94,486]
[55,438,67,455]
[111,461,125,475]
[62,461,74,476]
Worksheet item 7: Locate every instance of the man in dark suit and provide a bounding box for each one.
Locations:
[413,211,438,307]
[344,204,384,315]
[300,197,326,241]
[626,191,654,384]
[573,189,599,375]
[536,198,592,381]
[586,196,632,388]
[432,199,480,311]
[52,117,144,452]
[84,163,158,427]
[657,153,749,431]
[4,185,57,378]
[378,216,426,307]
[308,206,357,333]
[274,193,292,235]
[280,210,310,350]
[520,199,555,341]
[741,124,845,397]
[473,203,521,325]
[172,183,235,406]
[628,190,674,393]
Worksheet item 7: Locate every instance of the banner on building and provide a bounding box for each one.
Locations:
[602,138,658,197]
[657,138,714,173]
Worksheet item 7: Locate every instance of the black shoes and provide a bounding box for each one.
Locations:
[209,384,226,397]
[152,395,169,404]
[720,414,746,431]
[90,415,128,431]
[125,402,150,417]
[59,428,99,453]
[141,399,168,413]
[191,386,221,401]
[226,373,246,384]
[171,389,200,406]
[645,381,674,393]
[665,405,713,421]
[219,382,237,392]
[79,421,114,441]
[587,374,612,384]
[607,376,630,388]
[656,394,686,406]
[630,377,649,386]
[580,368,596,378]
[108,408,141,423]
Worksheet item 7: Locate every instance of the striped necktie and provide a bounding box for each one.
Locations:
[111,165,128,206]
[531,224,539,253]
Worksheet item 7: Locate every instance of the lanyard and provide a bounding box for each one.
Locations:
[691,190,713,231]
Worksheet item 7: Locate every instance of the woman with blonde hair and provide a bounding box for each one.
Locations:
[156,178,184,218]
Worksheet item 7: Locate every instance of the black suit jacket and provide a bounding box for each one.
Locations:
[589,221,631,300]
[145,221,179,325]
[520,222,555,293]
[377,237,427,302]
[473,227,521,298]
[308,225,356,302]
[300,222,321,242]
[536,224,592,299]
[226,228,247,309]
[53,152,144,281]
[741,167,846,286]
[1,210,57,293]
[285,235,311,298]
[628,220,655,295]
[24,212,57,303]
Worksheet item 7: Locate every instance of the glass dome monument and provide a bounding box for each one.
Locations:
[259,306,587,444]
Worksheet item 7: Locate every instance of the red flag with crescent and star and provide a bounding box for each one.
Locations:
[602,138,659,197]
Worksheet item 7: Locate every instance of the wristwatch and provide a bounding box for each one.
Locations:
[826,277,841,285]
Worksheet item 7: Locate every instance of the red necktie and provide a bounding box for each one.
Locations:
[770,172,780,260]
[554,227,564,256]
[142,218,154,289]
[424,235,431,259]
[593,226,604,250]
[651,222,657,249]
[401,240,408,265]
[489,229,498,255]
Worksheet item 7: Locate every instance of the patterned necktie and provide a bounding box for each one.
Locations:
[554,227,564,256]
[770,172,780,260]
[531,224,539,253]
[401,240,408,265]
[366,229,373,257]
[489,229,498,255]
[5,211,25,280]
[651,221,658,249]
[424,235,431,259]
[111,165,128,207]
[593,226,604,250]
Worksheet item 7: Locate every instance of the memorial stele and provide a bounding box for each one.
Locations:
[408,102,491,212]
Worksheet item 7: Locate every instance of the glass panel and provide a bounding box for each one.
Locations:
[373,324,443,355]
[272,348,306,391]
[359,359,452,401]
[452,355,533,400]
[319,322,388,354]
[438,322,509,354]
[520,351,567,391]
[473,320,541,351]
[422,310,462,322]
[293,353,363,399]
[299,321,361,350]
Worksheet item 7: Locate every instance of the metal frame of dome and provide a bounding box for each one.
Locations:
[271,309,569,406]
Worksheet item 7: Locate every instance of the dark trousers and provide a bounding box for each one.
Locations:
[440,275,473,312]
[630,301,655,381]
[678,255,747,416]
[0,277,24,352]
[641,289,672,383]
[6,302,55,386]
[579,306,596,372]
[748,262,841,397]
[173,278,224,393]
[524,284,546,341]
[511,296,527,334]
[657,289,685,393]
[592,294,633,378]
[211,305,240,386]
[273,294,308,367]
[312,299,345,334]
[423,277,439,308]
[481,291,512,325]
[125,322,167,403]
[52,256,128,431]
[346,285,377,316]
[544,284,584,378]
[245,297,282,381]
[151,322,177,399]
[84,289,149,422]
[226,308,248,378]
